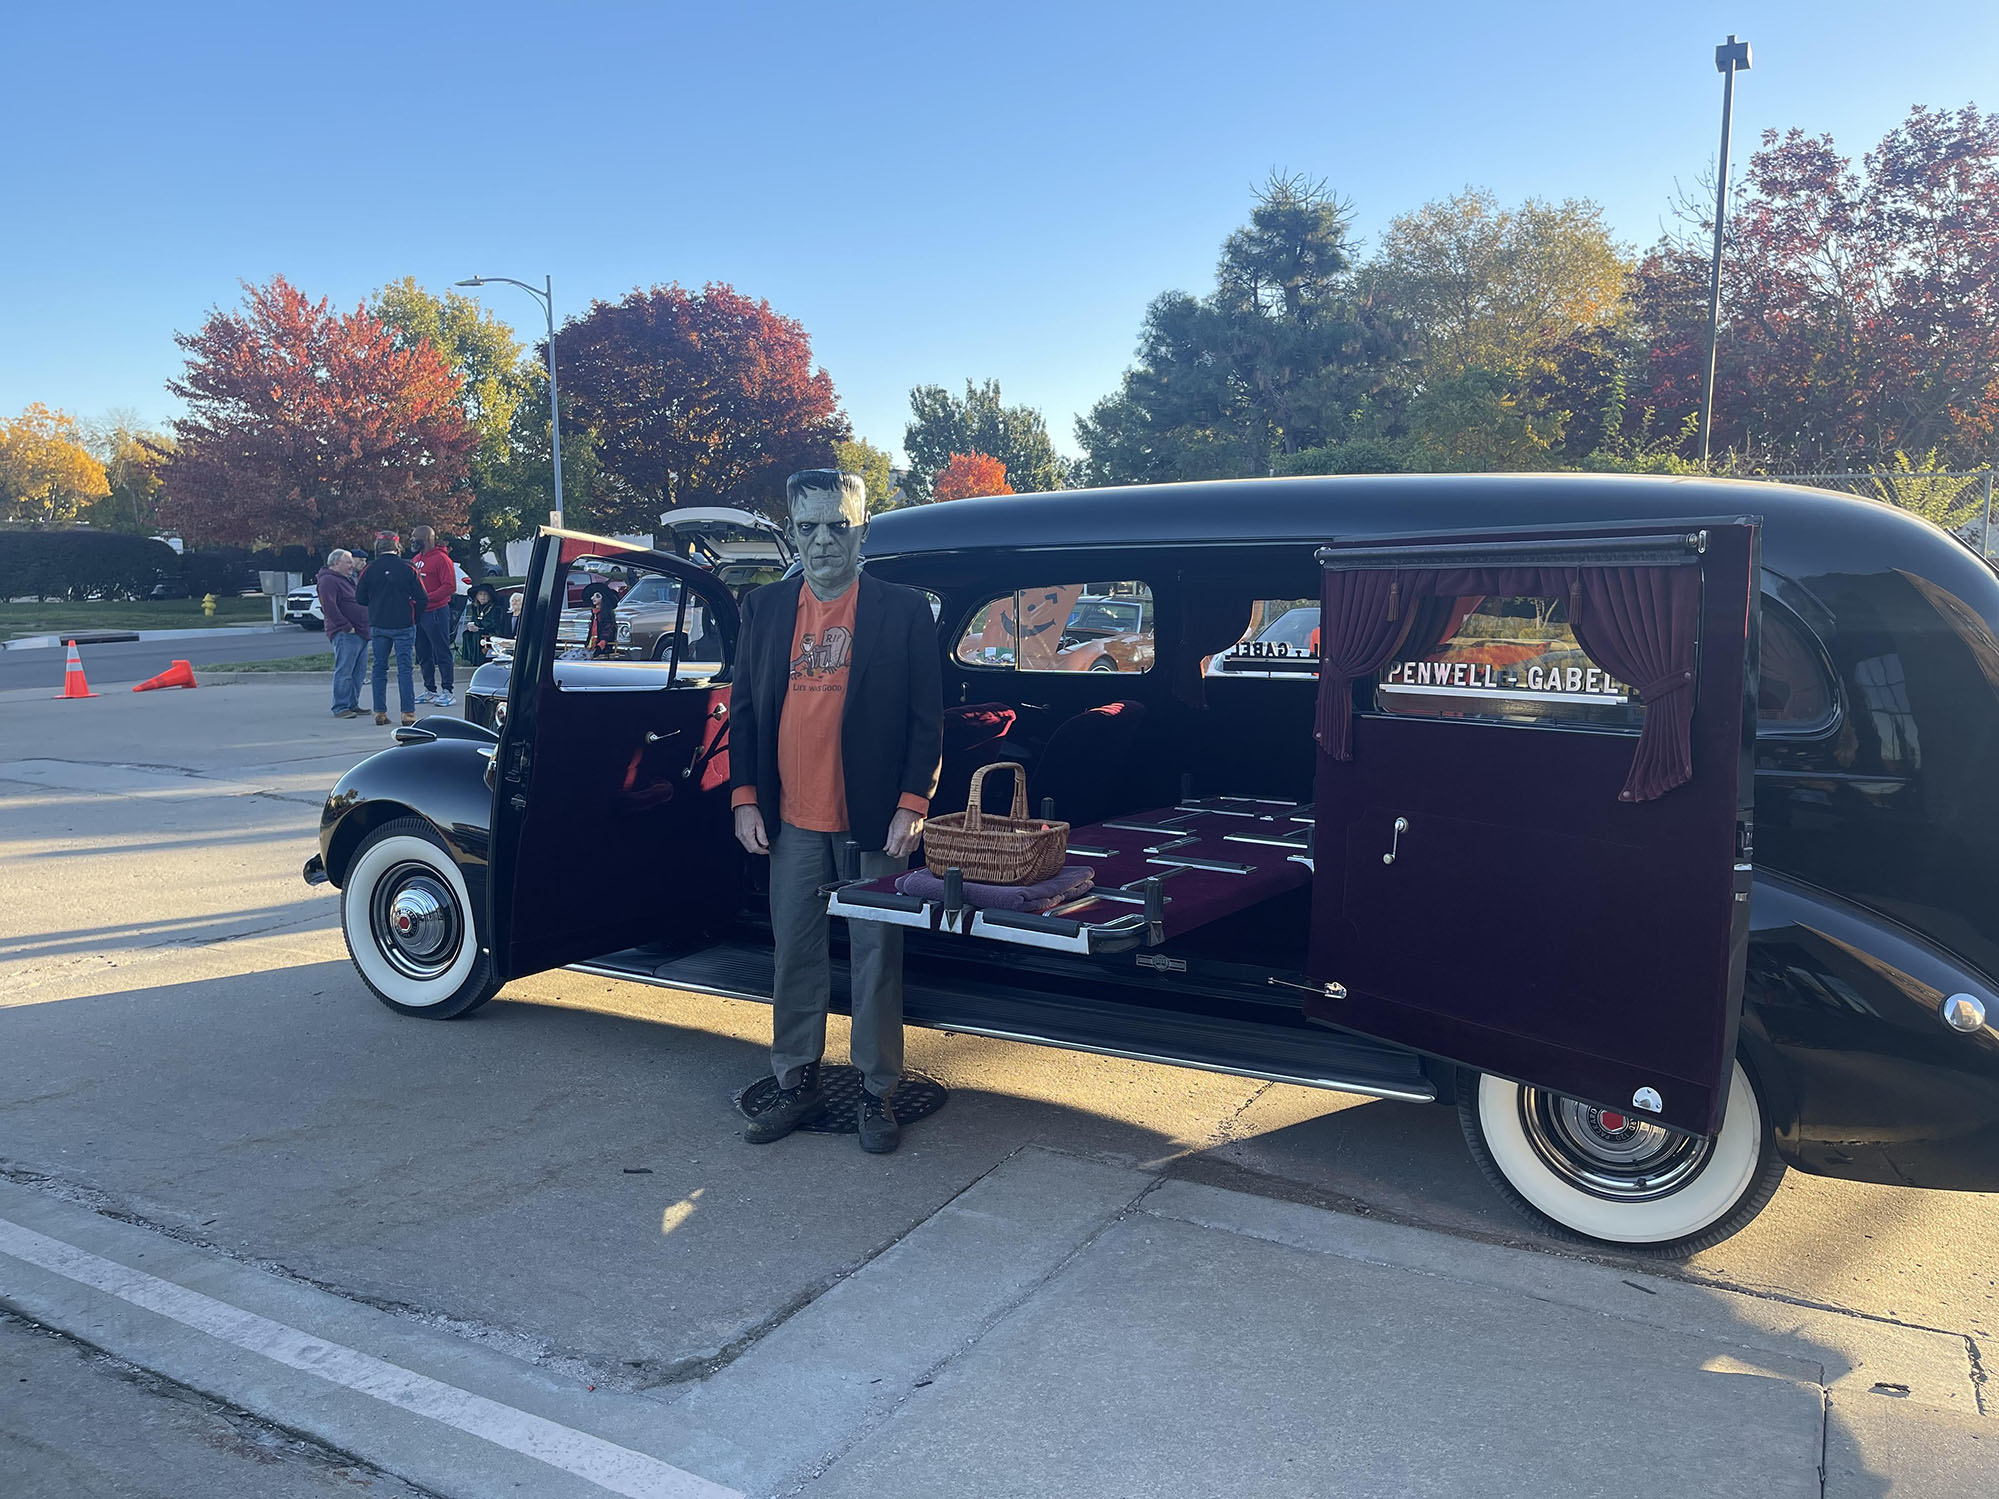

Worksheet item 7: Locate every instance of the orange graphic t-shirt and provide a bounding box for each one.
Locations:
[731,583,930,839]
[776,584,859,832]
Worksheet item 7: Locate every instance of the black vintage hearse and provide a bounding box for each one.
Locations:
[305,476,1999,1256]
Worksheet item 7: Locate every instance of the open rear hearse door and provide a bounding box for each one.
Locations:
[1305,519,1759,1138]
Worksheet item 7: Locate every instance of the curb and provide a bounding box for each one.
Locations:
[0,625,294,651]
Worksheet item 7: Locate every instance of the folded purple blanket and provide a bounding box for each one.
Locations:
[895,864,1096,913]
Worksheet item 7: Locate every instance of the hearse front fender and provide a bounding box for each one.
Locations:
[1744,869,1999,1192]
[317,732,497,912]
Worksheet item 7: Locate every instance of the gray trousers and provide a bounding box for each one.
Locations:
[769,822,904,1096]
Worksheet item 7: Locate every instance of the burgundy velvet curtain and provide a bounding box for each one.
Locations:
[1313,562,1701,802]
[1313,570,1418,759]
[1572,566,1699,802]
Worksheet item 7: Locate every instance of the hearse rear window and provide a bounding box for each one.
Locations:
[954,584,1155,674]
[1374,595,1645,731]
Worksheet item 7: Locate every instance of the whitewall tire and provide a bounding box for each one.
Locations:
[1458,1058,1786,1257]
[340,819,497,1018]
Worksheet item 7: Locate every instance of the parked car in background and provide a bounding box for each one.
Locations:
[1208,603,1321,677]
[284,586,323,630]
[1055,593,1155,673]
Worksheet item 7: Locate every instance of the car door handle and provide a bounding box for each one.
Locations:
[1381,817,1409,865]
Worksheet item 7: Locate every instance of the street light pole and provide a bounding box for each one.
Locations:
[456,274,564,528]
[1699,35,1752,466]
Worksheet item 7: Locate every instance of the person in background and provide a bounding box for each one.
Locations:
[459,581,508,665]
[448,549,472,645]
[582,580,620,657]
[409,525,457,706]
[354,532,427,726]
[316,548,370,719]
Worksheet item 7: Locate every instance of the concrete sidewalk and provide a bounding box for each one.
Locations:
[2,1149,1988,1498]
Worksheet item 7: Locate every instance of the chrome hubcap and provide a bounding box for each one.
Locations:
[1518,1089,1712,1201]
[371,865,461,979]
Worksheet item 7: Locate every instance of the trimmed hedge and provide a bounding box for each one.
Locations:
[179,547,262,598]
[0,529,183,602]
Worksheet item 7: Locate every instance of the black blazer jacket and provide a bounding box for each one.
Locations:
[729,573,943,852]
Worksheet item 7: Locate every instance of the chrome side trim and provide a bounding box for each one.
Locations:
[565,961,1436,1103]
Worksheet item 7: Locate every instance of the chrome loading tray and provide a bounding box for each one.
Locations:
[826,801,1313,955]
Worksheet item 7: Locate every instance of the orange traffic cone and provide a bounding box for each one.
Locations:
[133,659,197,692]
[53,640,98,700]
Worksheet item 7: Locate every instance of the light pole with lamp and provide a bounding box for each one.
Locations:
[456,274,564,528]
[1698,35,1752,465]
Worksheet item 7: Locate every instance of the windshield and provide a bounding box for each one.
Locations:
[619,576,679,608]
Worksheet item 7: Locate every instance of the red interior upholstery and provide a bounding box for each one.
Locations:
[934,702,1019,815]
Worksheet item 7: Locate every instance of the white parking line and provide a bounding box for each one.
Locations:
[0,1216,739,1499]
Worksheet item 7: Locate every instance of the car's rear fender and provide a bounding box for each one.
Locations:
[1744,869,1999,1190]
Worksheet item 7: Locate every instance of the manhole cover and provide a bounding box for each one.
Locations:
[736,1066,948,1134]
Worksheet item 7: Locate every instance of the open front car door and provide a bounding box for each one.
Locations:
[1305,520,1760,1141]
[489,530,743,980]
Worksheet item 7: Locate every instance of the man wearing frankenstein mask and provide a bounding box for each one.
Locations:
[730,470,943,1153]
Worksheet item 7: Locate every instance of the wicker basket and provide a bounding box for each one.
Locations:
[924,762,1069,884]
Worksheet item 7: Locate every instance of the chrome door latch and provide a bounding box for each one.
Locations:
[1382,817,1409,865]
[1267,976,1349,1000]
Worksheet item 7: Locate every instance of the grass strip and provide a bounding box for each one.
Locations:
[205,653,335,672]
[0,598,278,639]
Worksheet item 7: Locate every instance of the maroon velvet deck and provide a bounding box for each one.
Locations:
[843,797,1313,943]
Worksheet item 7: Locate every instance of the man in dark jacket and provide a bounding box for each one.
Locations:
[315,549,370,718]
[730,470,942,1153]
[354,532,428,726]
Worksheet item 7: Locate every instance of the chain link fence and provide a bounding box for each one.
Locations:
[1746,469,1997,557]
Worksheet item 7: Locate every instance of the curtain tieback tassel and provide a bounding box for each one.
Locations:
[1638,669,1694,702]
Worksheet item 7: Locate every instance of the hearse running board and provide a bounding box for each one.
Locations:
[570,943,1435,1104]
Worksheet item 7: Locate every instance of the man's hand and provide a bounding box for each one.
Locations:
[734,803,770,855]
[884,807,925,859]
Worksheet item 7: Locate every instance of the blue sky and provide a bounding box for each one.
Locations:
[5,1,1995,464]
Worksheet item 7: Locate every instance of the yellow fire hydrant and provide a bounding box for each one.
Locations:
[201,593,217,618]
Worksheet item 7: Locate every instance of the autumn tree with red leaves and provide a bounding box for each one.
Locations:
[157,277,474,549]
[553,283,849,531]
[933,452,1012,501]
[1633,105,1999,468]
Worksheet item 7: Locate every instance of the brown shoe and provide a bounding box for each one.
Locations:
[374,712,390,726]
[401,713,417,726]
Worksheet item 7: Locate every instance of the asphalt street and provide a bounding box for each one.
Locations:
[1,684,1995,1496]
[0,626,323,690]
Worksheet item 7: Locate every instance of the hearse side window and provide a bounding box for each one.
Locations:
[1211,599,1322,678]
[952,584,1155,674]
[1373,595,1646,731]
[1758,607,1836,731]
